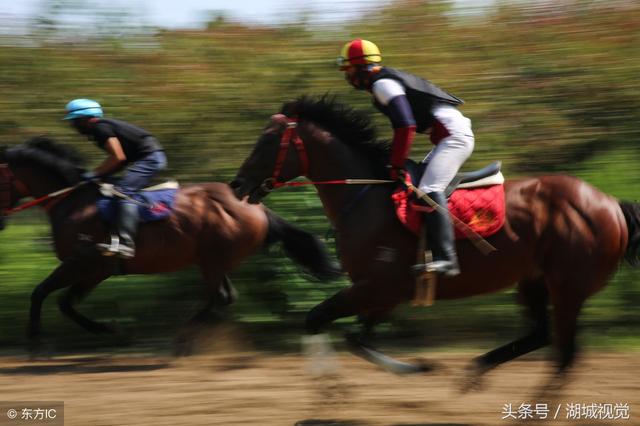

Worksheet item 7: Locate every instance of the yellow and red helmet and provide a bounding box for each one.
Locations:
[337,39,382,70]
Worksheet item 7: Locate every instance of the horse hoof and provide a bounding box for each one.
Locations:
[459,362,487,394]
[173,336,194,357]
[536,371,570,401]
[26,335,45,360]
[174,343,193,357]
[459,374,485,394]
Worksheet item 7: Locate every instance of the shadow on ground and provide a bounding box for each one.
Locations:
[0,356,170,375]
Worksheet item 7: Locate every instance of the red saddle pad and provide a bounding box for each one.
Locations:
[392,179,505,239]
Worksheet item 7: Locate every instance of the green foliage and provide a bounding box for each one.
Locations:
[0,1,639,352]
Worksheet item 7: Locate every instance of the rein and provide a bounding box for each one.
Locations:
[5,184,80,215]
[263,117,393,191]
[263,116,496,255]
[0,164,84,216]
[275,178,393,187]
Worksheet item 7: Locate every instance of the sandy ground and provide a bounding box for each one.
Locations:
[0,342,637,426]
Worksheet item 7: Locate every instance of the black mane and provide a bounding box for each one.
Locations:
[281,96,390,175]
[6,136,85,184]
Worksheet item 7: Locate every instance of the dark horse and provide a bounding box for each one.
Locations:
[231,97,640,388]
[0,137,339,343]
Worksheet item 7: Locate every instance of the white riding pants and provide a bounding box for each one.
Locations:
[419,104,474,193]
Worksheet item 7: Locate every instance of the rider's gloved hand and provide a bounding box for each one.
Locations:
[80,171,98,182]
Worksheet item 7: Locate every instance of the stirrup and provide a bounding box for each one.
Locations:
[97,235,120,257]
[97,236,135,259]
[115,245,135,259]
[412,260,460,277]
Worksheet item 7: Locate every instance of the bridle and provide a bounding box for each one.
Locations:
[260,117,309,193]
[252,116,495,255]
[0,163,29,216]
[258,115,393,194]
[0,163,78,216]
[0,164,12,215]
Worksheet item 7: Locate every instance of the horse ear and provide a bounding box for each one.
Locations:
[266,114,289,134]
[270,114,288,127]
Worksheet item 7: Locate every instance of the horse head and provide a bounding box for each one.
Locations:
[0,137,86,229]
[231,113,309,203]
[231,97,385,204]
[0,146,22,230]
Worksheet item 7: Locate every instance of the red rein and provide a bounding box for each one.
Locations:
[267,116,392,189]
[0,164,74,215]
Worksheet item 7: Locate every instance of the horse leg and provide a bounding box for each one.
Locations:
[302,284,376,375]
[57,264,113,334]
[305,283,427,374]
[356,310,389,341]
[175,263,231,356]
[305,283,385,334]
[462,278,550,392]
[218,274,238,306]
[352,309,440,374]
[185,274,234,325]
[544,287,585,394]
[28,262,77,340]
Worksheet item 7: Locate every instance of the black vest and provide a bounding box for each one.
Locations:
[371,67,463,133]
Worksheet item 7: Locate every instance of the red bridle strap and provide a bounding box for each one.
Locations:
[258,116,393,192]
[264,117,394,189]
[0,165,12,214]
[0,163,83,215]
[270,118,309,186]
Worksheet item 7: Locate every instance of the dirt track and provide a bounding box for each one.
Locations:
[0,349,637,426]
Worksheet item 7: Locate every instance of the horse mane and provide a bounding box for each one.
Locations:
[6,136,85,184]
[281,96,391,176]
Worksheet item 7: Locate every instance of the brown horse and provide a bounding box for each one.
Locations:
[0,137,340,345]
[231,97,640,388]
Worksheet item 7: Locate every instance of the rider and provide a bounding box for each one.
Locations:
[338,39,475,277]
[64,98,167,258]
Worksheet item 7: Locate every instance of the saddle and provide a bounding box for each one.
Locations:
[393,160,506,238]
[96,180,179,223]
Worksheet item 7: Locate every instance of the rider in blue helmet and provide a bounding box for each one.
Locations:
[64,98,167,259]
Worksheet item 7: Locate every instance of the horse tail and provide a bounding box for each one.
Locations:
[264,208,342,281]
[619,201,640,266]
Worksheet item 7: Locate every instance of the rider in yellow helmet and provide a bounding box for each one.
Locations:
[338,39,475,277]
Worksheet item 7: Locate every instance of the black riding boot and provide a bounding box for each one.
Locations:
[98,201,138,259]
[416,191,460,277]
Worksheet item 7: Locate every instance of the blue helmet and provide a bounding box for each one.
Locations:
[64,99,103,120]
